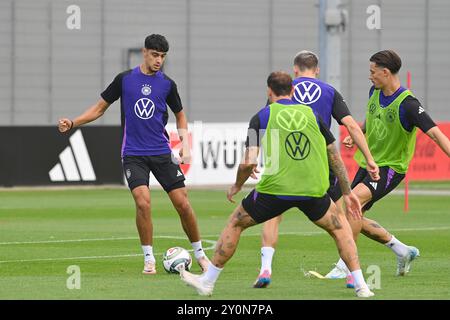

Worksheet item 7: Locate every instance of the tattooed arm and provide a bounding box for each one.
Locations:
[227,146,259,203]
[327,143,362,220]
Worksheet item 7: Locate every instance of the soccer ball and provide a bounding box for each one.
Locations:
[162,247,192,274]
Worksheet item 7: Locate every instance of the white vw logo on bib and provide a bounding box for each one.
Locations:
[134,98,155,119]
[293,81,322,105]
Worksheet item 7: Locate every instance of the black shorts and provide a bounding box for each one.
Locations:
[327,171,342,202]
[241,189,331,223]
[122,154,185,193]
[351,166,405,211]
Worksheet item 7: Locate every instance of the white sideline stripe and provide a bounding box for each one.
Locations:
[1,226,449,247]
[391,189,450,196]
[70,130,96,181]
[237,225,450,237]
[0,235,209,246]
[236,225,450,238]
[0,236,138,245]
[0,225,447,263]
[0,254,143,263]
[0,238,217,264]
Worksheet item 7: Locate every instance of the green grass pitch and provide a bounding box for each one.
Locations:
[0,185,449,300]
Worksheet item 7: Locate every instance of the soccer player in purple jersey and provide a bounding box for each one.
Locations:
[180,71,374,298]
[58,34,209,275]
[253,51,379,288]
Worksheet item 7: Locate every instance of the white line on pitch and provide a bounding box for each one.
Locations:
[0,235,194,246]
[0,239,217,264]
[0,225,448,264]
[212,225,450,238]
[1,226,449,247]
[0,236,138,245]
[0,254,143,263]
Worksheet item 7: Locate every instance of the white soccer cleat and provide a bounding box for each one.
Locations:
[396,246,420,276]
[180,270,214,296]
[197,255,210,273]
[355,287,375,298]
[142,260,157,275]
[325,264,347,279]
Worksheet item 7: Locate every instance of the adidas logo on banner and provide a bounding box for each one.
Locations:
[369,182,378,190]
[49,130,96,182]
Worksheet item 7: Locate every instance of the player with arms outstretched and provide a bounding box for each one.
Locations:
[58,34,209,275]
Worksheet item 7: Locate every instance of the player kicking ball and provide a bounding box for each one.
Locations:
[58,34,209,275]
[179,71,374,298]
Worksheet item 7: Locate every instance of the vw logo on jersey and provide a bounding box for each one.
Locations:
[370,118,388,141]
[285,131,311,160]
[134,98,155,120]
[293,81,322,105]
[276,108,308,132]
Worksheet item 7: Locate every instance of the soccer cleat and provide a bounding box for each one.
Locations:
[197,255,210,273]
[346,274,355,289]
[355,287,375,298]
[396,246,420,276]
[142,260,157,275]
[180,270,214,296]
[253,270,271,288]
[325,264,347,279]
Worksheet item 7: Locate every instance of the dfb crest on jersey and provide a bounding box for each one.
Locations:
[386,109,396,123]
[141,84,152,96]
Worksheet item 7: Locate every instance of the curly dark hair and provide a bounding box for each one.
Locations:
[144,34,169,52]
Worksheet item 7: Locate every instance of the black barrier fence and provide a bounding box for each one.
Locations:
[0,127,123,187]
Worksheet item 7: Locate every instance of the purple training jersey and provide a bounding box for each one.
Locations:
[101,66,183,157]
[292,77,336,128]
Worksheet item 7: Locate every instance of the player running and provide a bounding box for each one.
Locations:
[180,71,375,298]
[58,34,209,275]
[325,50,450,286]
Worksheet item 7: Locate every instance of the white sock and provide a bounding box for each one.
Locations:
[385,235,409,257]
[191,241,206,260]
[351,269,369,291]
[260,247,275,275]
[142,245,155,263]
[202,262,223,284]
[336,258,351,275]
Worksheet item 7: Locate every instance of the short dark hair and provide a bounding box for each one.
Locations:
[293,50,319,71]
[267,71,293,96]
[144,34,169,52]
[370,50,402,74]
